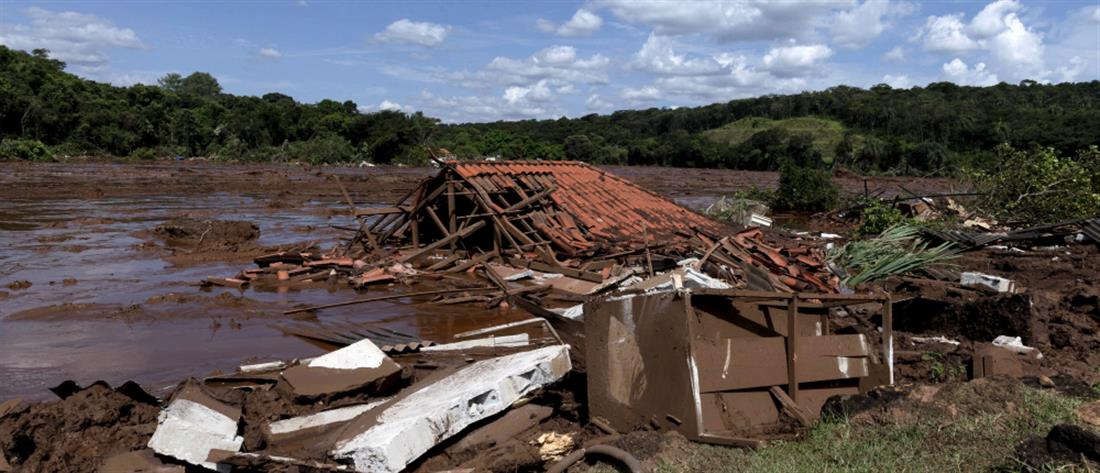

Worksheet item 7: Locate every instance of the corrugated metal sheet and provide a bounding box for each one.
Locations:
[1084,218,1100,244]
[452,161,727,249]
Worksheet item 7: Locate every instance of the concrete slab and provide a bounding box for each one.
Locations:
[147,387,243,471]
[266,399,389,446]
[278,338,403,400]
[332,345,572,473]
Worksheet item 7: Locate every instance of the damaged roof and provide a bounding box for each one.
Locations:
[451,160,728,252]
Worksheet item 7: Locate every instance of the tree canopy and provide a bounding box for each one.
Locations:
[2,45,1098,174]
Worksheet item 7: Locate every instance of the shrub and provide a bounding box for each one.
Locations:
[772,162,839,211]
[287,134,356,164]
[0,138,52,161]
[972,144,1100,225]
[857,199,905,235]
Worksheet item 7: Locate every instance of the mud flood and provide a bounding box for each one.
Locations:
[0,194,529,400]
[0,162,955,401]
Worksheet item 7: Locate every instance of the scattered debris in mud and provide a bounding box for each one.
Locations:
[3,160,1099,472]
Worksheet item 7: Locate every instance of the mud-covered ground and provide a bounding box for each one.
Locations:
[0,161,956,401]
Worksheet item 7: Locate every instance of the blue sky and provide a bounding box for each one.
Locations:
[1,0,1098,123]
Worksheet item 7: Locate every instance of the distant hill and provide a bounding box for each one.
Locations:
[2,44,1098,175]
[701,116,851,163]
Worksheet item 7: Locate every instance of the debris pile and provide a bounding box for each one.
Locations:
[4,159,1099,472]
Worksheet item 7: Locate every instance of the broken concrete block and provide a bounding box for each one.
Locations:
[147,387,244,471]
[266,399,389,446]
[332,345,572,473]
[278,338,403,400]
[961,272,1015,293]
[451,404,553,451]
[99,449,185,473]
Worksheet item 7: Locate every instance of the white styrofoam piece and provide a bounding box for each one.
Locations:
[749,213,772,227]
[148,399,244,471]
[308,338,388,370]
[332,345,572,473]
[269,400,389,436]
[420,333,530,352]
[992,335,1043,359]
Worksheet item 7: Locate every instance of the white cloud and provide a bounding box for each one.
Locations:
[483,45,610,86]
[417,90,563,123]
[914,1,1053,82]
[585,94,613,111]
[378,100,403,111]
[557,9,603,36]
[533,45,577,65]
[503,80,554,104]
[1093,6,1100,22]
[831,0,916,48]
[535,18,556,33]
[942,58,999,85]
[621,85,662,103]
[968,0,1021,38]
[762,43,833,77]
[884,46,905,61]
[0,7,145,68]
[1055,56,1087,82]
[595,0,851,42]
[373,19,450,47]
[986,12,1044,78]
[537,9,604,37]
[881,74,910,88]
[917,13,980,52]
[628,34,724,76]
[257,47,281,59]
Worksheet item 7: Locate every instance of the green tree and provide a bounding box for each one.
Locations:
[179,72,221,98]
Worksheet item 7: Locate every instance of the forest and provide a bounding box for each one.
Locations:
[2,45,1099,176]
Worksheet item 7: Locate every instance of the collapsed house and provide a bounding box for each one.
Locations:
[167,160,897,471]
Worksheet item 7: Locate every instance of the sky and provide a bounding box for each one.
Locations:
[1,0,1098,123]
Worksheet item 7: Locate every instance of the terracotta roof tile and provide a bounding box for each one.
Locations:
[452,161,726,249]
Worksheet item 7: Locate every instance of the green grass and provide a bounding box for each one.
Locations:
[701,116,851,162]
[579,386,1088,473]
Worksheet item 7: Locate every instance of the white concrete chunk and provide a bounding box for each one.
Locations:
[269,399,389,436]
[148,398,244,471]
[961,271,1015,293]
[332,345,572,473]
[308,338,388,370]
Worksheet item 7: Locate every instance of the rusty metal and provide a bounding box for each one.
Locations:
[584,290,891,443]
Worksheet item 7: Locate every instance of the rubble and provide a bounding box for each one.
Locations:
[331,345,572,473]
[277,338,404,400]
[147,386,244,470]
[961,271,1016,293]
[8,158,1100,472]
[266,399,389,446]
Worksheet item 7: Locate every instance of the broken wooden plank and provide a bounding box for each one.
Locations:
[397,220,486,264]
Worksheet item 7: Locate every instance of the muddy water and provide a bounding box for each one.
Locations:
[0,195,527,400]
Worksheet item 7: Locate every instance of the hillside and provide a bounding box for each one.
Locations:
[701,116,851,163]
[2,45,1099,175]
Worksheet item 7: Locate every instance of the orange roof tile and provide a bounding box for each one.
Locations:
[451,161,727,251]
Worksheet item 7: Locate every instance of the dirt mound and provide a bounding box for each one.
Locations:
[1015,424,1100,470]
[154,217,259,250]
[0,384,160,472]
[822,376,1026,426]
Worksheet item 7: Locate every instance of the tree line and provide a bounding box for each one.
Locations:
[2,45,1098,176]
